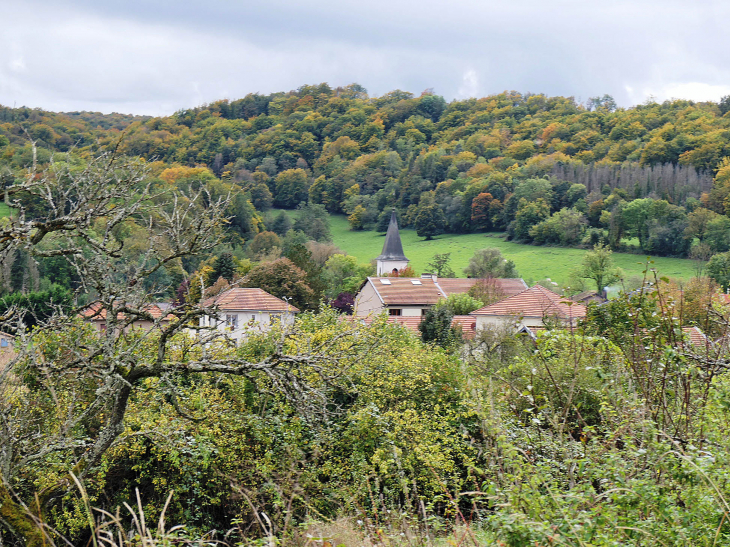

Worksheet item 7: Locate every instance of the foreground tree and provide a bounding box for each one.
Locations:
[418,306,457,348]
[0,150,374,546]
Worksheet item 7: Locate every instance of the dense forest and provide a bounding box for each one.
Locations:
[5,84,730,312]
[3,86,730,267]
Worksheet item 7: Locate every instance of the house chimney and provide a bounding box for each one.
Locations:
[421,273,437,281]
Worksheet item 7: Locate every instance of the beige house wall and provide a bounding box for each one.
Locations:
[89,319,165,333]
[354,282,384,316]
[400,307,425,317]
[353,282,428,318]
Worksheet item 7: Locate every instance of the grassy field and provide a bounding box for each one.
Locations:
[0,202,11,218]
[320,213,696,286]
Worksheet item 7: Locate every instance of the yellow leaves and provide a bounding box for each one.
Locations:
[159,166,214,185]
[715,156,730,183]
[465,163,493,178]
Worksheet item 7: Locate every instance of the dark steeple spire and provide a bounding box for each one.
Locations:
[377,209,408,261]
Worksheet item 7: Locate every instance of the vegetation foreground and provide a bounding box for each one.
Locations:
[4,83,730,545]
[5,292,730,547]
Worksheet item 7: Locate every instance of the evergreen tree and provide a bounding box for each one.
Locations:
[211,252,236,283]
[270,211,293,236]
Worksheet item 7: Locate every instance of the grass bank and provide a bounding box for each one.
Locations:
[0,202,11,218]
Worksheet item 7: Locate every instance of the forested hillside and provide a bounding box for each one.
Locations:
[2,84,730,298]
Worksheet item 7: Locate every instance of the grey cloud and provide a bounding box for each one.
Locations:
[2,0,730,115]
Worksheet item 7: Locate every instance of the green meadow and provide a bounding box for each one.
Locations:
[0,202,11,218]
[322,213,696,286]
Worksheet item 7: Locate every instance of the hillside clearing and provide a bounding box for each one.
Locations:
[321,213,697,286]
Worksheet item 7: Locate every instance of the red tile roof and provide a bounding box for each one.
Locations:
[451,315,476,338]
[202,288,299,313]
[471,285,586,321]
[682,326,709,349]
[368,277,445,305]
[80,302,174,321]
[366,277,527,306]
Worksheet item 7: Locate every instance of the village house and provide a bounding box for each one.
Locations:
[355,275,528,318]
[80,302,174,332]
[355,210,527,319]
[469,284,587,331]
[200,287,299,341]
[0,331,13,351]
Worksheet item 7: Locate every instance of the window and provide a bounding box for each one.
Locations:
[0,339,7,348]
[410,279,422,285]
[380,279,391,285]
[225,314,239,330]
[389,308,402,316]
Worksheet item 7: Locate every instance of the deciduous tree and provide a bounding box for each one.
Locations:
[463,248,518,278]
[579,243,621,293]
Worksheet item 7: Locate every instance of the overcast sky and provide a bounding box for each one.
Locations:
[1,0,729,116]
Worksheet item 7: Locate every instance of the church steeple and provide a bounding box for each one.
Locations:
[376,210,409,275]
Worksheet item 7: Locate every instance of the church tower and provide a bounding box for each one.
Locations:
[376,210,409,276]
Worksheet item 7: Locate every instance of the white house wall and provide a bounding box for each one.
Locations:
[201,311,296,342]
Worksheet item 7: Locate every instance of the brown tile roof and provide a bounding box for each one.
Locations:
[366,277,527,306]
[471,285,587,320]
[368,277,445,305]
[571,291,606,303]
[202,288,300,313]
